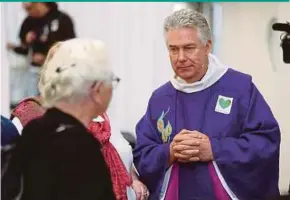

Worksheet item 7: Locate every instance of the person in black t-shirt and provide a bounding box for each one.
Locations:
[7,2,76,100]
[8,2,76,66]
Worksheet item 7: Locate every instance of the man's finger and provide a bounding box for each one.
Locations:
[173,134,194,142]
[174,152,191,159]
[179,149,199,156]
[174,149,199,159]
[174,130,204,141]
[176,139,200,146]
[173,144,198,151]
[179,129,190,134]
[187,131,203,139]
[189,157,200,162]
[173,144,191,151]
[178,156,200,163]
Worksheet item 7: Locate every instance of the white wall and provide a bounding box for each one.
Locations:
[1,2,174,130]
[1,2,289,193]
[218,2,290,193]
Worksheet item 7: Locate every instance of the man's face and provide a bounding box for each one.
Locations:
[166,27,212,83]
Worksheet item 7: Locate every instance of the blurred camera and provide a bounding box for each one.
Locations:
[272,22,290,64]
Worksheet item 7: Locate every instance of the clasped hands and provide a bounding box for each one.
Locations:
[169,129,214,164]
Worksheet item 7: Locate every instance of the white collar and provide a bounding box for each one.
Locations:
[92,115,105,122]
[170,54,228,93]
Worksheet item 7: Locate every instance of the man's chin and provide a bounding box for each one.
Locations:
[177,73,196,82]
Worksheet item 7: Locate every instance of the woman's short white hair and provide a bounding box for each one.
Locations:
[164,8,212,45]
[38,38,113,108]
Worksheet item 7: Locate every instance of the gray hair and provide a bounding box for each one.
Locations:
[38,38,112,108]
[164,9,212,45]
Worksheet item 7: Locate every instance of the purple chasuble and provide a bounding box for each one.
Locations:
[133,68,280,200]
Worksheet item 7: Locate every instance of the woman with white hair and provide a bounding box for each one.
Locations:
[9,40,148,200]
[6,38,117,200]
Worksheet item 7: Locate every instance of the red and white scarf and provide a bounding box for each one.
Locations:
[88,113,132,200]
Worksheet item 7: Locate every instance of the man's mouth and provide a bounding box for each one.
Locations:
[178,65,193,69]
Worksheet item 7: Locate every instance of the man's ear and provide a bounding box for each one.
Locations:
[205,40,212,55]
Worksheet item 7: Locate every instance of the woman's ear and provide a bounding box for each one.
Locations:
[90,81,103,105]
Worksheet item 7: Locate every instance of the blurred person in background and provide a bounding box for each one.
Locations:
[4,39,115,200]
[133,9,280,200]
[7,2,76,106]
[1,116,20,148]
[1,116,20,200]
[9,42,148,200]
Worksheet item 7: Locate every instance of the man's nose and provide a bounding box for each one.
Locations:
[177,49,186,62]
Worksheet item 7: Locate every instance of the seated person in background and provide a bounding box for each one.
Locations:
[10,42,148,200]
[6,38,116,200]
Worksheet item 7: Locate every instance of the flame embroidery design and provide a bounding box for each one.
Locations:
[157,107,172,143]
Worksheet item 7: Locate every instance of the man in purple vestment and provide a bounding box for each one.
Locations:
[133,9,281,200]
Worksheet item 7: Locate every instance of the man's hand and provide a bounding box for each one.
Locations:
[169,129,201,164]
[172,130,214,163]
[169,142,176,165]
[191,132,213,162]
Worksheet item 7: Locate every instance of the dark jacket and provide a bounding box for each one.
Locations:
[5,108,116,200]
[13,4,76,66]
